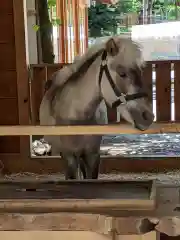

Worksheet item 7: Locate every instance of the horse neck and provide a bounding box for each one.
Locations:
[63,56,103,120]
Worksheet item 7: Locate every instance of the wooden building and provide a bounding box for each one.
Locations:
[1,1,180,239]
[1,0,180,176]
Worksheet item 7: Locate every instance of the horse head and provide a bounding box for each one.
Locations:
[99,36,154,130]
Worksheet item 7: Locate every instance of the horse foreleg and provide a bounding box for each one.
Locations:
[61,153,78,180]
[79,158,86,179]
[83,152,101,179]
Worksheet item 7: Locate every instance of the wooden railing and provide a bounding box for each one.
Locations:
[29,60,180,125]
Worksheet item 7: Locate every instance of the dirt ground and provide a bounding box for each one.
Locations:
[1,171,180,236]
[2,171,180,184]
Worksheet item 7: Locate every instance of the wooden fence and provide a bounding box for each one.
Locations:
[3,0,180,175]
[29,60,180,125]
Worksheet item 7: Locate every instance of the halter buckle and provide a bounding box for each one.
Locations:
[101,60,107,66]
[119,93,127,104]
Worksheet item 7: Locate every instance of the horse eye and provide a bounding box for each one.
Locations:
[119,72,127,78]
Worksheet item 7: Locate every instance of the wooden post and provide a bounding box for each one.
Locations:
[68,0,73,62]
[174,61,180,121]
[85,5,89,49]
[56,0,65,63]
[156,62,171,122]
[13,0,30,156]
[64,0,69,63]
[74,0,80,56]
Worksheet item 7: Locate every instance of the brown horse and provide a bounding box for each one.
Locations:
[39,36,154,180]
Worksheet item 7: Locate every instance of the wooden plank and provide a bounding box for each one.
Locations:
[0,178,153,186]
[63,0,68,62]
[174,62,180,121]
[30,63,67,68]
[0,99,19,125]
[56,0,65,63]
[0,199,154,213]
[0,180,154,213]
[13,0,31,157]
[0,231,113,239]
[143,63,153,106]
[84,6,88,49]
[67,0,73,62]
[0,14,14,43]
[0,180,154,202]
[0,44,16,70]
[30,67,47,124]
[118,232,157,240]
[0,213,115,232]
[0,214,151,234]
[74,0,81,56]
[0,1,13,13]
[155,62,171,121]
[0,123,178,136]
[0,218,164,236]
[0,71,17,98]
[0,137,20,153]
[0,232,113,240]
[47,64,64,79]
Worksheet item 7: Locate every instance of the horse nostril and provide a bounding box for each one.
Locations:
[142,111,148,121]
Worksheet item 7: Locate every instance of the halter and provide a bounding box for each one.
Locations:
[98,50,148,108]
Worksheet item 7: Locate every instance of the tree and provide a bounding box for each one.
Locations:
[114,0,142,14]
[88,0,142,37]
[152,0,180,20]
[35,0,61,63]
[88,3,118,37]
[88,0,180,38]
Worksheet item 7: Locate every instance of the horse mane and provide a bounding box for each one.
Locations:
[45,36,144,96]
[53,43,105,86]
[44,42,105,93]
[114,36,144,68]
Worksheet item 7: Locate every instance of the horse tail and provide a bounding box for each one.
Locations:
[40,65,74,125]
[44,79,53,94]
[39,78,58,126]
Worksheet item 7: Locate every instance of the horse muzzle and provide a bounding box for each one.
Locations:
[130,108,155,131]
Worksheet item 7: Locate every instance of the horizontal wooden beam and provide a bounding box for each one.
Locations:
[0,123,179,136]
[0,213,153,234]
[0,179,154,212]
[0,199,154,213]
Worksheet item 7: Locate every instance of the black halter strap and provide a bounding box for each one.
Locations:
[98,50,148,108]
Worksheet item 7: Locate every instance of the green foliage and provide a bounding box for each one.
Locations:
[47,0,56,7]
[88,3,120,37]
[153,0,180,20]
[166,4,180,19]
[88,0,179,37]
[51,18,62,26]
[113,0,142,14]
[32,24,40,32]
[33,0,61,32]
[88,0,142,37]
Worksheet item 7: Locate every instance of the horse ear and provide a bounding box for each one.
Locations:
[105,38,119,56]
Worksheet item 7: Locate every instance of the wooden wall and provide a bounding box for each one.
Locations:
[23,60,180,175]
[2,0,180,175]
[0,1,19,154]
[56,0,88,63]
[0,1,30,171]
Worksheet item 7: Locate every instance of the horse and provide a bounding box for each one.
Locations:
[39,36,154,180]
